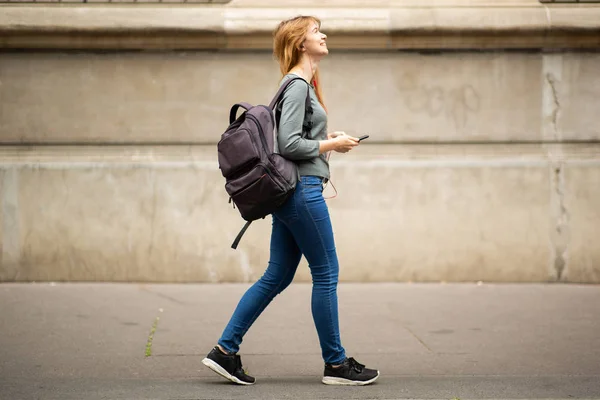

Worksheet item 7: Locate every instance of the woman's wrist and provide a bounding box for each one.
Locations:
[319,137,339,155]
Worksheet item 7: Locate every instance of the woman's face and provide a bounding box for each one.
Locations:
[302,22,328,58]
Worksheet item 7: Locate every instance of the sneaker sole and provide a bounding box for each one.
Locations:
[202,357,255,386]
[322,371,380,386]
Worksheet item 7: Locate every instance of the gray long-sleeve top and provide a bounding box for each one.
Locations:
[277,74,330,180]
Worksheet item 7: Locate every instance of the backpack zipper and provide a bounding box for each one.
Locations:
[230,172,268,198]
[246,114,270,154]
[246,113,293,190]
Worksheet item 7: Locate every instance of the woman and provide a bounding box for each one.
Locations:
[202,15,379,386]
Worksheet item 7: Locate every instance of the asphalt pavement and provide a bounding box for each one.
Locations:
[1,282,599,399]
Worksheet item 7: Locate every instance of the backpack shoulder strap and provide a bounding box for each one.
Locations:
[231,220,252,249]
[271,76,312,138]
[268,76,311,112]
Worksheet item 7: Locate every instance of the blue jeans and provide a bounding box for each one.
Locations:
[218,176,346,365]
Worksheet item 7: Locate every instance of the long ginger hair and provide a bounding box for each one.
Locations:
[273,16,327,112]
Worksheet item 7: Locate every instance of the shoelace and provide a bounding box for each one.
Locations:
[347,357,365,373]
[234,355,248,375]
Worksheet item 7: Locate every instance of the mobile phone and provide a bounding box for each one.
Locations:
[358,135,370,142]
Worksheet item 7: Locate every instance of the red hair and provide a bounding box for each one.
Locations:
[273,16,327,112]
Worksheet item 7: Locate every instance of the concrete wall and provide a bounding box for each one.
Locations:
[1,49,598,283]
[3,51,599,144]
[1,0,599,283]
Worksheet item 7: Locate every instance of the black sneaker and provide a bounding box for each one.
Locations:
[322,357,379,386]
[202,346,256,385]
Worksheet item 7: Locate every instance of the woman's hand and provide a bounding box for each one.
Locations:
[319,131,359,155]
[333,134,359,153]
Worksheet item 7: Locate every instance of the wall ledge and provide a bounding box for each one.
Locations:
[0,4,599,50]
